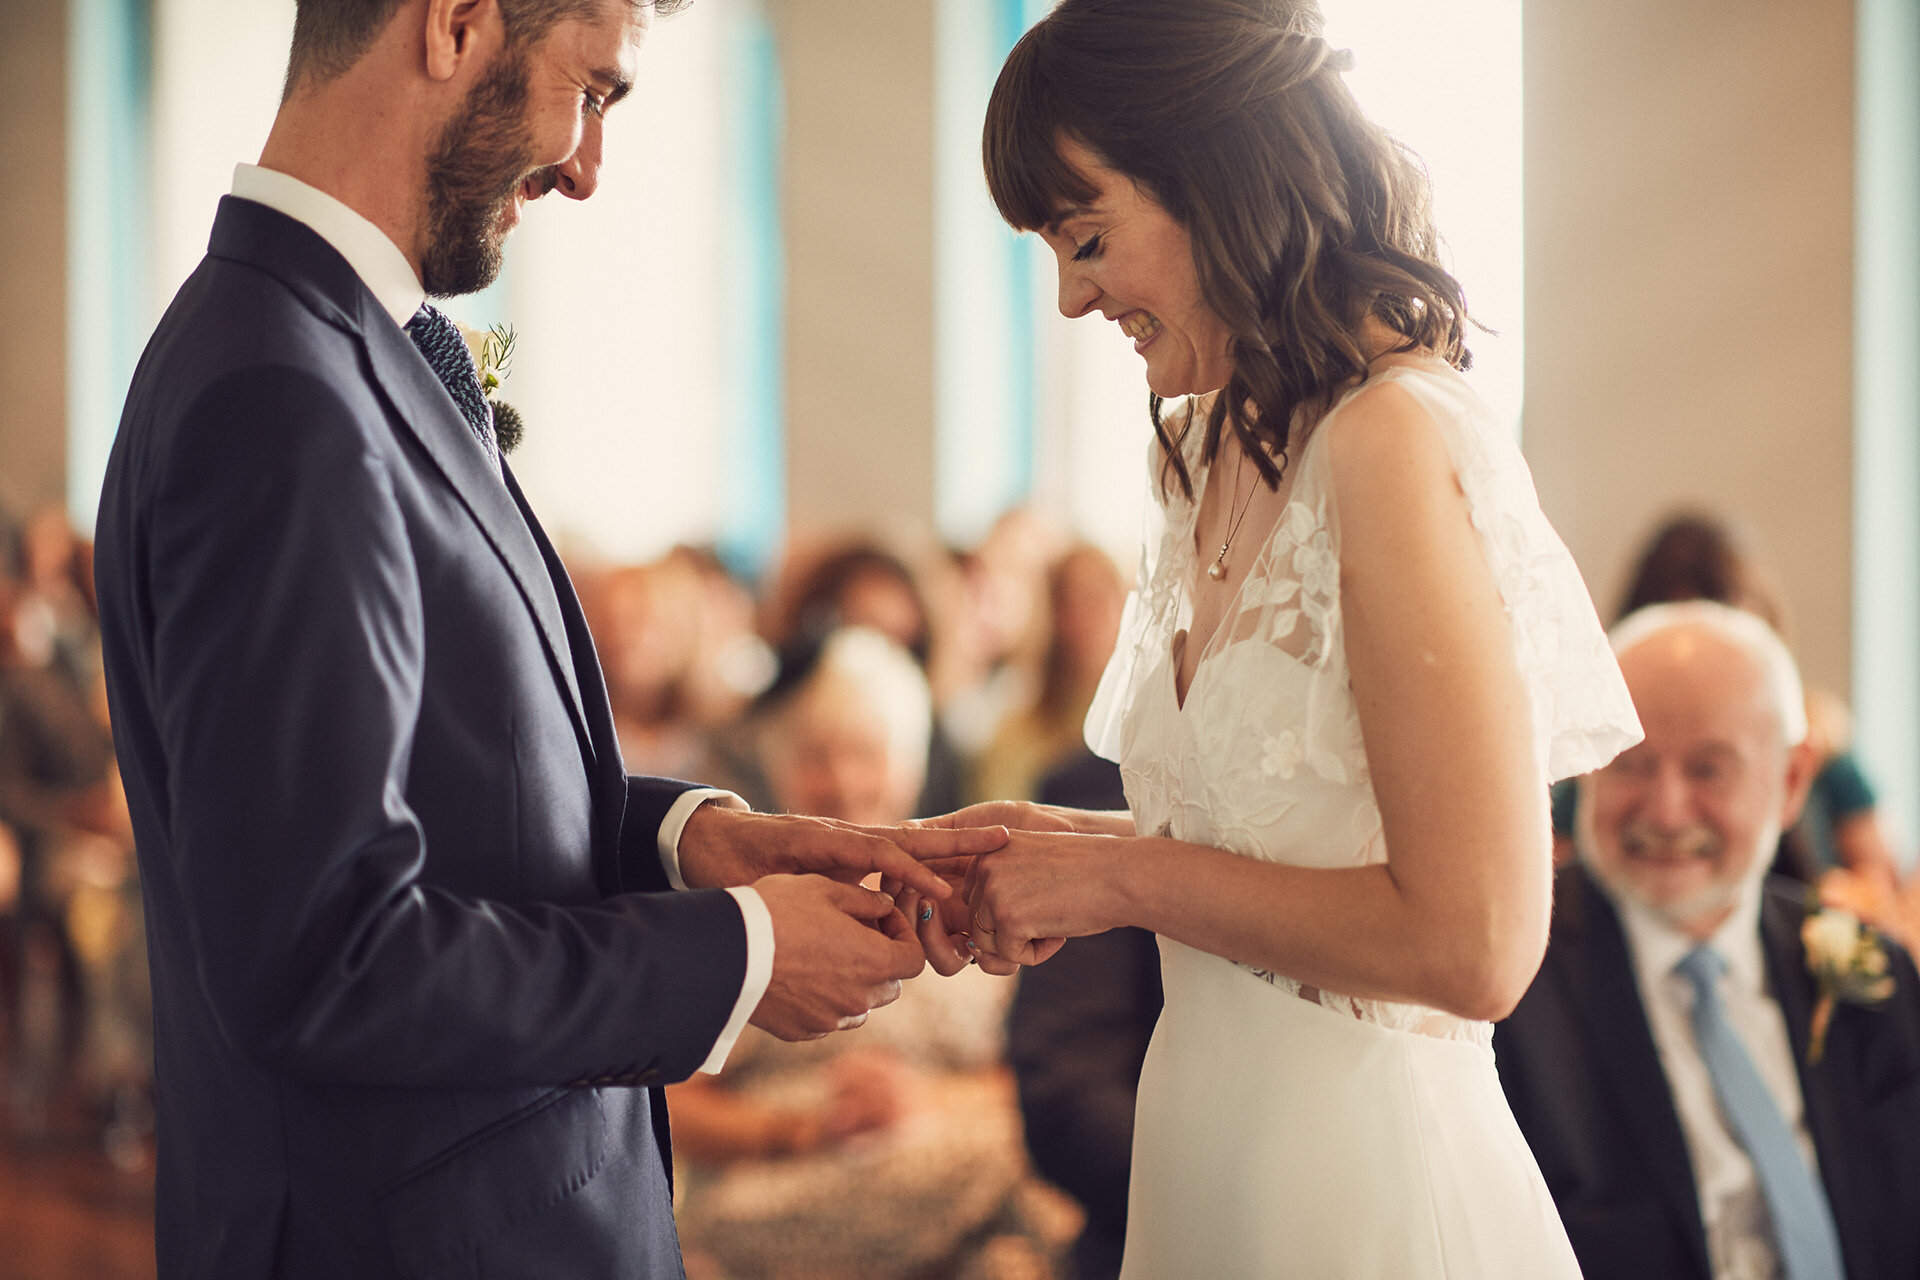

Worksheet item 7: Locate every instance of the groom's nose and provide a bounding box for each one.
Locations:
[552,116,606,201]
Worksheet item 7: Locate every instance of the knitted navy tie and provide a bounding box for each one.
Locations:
[405,304,499,470]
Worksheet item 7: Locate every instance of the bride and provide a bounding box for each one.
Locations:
[903,0,1643,1274]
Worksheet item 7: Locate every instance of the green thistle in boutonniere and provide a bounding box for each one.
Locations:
[459,322,526,454]
[1801,904,1895,1064]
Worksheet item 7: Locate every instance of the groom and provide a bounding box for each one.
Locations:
[93,1,996,1276]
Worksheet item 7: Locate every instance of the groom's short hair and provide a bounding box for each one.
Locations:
[285,0,686,95]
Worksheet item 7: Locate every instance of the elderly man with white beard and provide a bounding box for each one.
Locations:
[1493,601,1920,1280]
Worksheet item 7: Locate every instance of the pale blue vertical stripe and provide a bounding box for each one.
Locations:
[66,0,152,533]
[716,3,784,579]
[1853,0,1920,862]
[935,0,1040,546]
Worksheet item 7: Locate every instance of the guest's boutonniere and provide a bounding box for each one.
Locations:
[1802,904,1895,1063]
[458,322,526,453]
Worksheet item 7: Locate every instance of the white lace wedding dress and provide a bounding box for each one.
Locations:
[1088,363,1641,1278]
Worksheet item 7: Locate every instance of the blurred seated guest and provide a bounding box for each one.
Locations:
[595,556,711,778]
[0,816,18,1013]
[1007,751,1160,1280]
[669,544,778,730]
[671,627,1073,1280]
[974,544,1128,805]
[937,510,1063,766]
[11,504,100,696]
[754,627,933,830]
[1550,512,1903,900]
[765,541,964,817]
[1495,603,1920,1280]
[0,562,129,1136]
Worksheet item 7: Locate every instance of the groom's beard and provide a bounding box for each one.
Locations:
[421,43,552,299]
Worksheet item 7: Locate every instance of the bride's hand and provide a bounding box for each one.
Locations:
[886,805,1080,974]
[961,830,1129,966]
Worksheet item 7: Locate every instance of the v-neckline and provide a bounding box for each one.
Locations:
[1166,367,1423,712]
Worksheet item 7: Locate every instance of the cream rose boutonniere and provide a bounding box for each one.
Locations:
[1801,905,1895,1064]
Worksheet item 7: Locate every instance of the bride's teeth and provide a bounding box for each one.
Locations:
[1123,313,1161,340]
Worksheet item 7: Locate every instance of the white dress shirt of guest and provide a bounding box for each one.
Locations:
[1574,601,1824,1280]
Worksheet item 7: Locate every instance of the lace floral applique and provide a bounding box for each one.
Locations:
[1260,731,1304,780]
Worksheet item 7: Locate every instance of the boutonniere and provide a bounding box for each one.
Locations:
[458,322,526,454]
[1802,905,1895,1063]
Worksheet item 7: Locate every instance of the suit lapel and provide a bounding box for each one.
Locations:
[502,464,630,889]
[359,314,591,752]
[1564,869,1715,1277]
[1762,887,1875,1280]
[207,197,594,753]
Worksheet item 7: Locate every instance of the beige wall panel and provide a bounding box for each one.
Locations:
[0,0,69,517]
[775,0,938,543]
[1524,0,1854,693]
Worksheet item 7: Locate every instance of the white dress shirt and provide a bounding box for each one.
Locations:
[1614,884,1820,1280]
[229,164,773,1074]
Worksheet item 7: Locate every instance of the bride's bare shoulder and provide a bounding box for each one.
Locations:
[1318,374,1461,521]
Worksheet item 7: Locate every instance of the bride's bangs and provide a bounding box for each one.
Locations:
[982,28,1098,232]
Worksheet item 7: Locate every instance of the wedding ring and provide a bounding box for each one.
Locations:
[918,902,935,923]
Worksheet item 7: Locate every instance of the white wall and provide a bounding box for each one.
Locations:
[502,3,730,562]
[0,0,69,516]
[151,0,293,316]
[1523,0,1855,697]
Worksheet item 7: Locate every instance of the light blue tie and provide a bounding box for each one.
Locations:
[1675,945,1847,1280]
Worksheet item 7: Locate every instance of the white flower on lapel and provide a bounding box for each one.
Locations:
[1801,905,1895,1063]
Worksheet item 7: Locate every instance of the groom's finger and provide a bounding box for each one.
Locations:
[793,824,954,900]
[875,823,1010,860]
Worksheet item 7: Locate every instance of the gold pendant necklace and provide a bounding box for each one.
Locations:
[1206,446,1258,582]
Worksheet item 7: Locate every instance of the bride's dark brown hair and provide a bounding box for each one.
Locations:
[984,0,1472,499]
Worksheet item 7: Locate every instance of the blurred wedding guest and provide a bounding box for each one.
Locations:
[669,544,778,729]
[672,627,1073,1280]
[766,541,965,816]
[11,504,101,697]
[0,561,124,1136]
[938,510,1064,765]
[1496,603,1920,1280]
[595,555,712,778]
[1006,752,1160,1280]
[974,544,1128,805]
[1552,512,1903,900]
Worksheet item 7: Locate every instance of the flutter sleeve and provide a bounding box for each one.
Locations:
[1391,370,1642,781]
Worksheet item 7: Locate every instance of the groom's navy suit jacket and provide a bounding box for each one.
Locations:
[95,196,748,1279]
[1493,865,1920,1280]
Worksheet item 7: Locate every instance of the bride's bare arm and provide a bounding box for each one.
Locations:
[965,385,1551,1023]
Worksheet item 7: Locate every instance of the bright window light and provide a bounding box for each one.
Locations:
[1320,0,1525,429]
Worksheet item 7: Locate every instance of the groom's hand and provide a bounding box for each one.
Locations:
[749,875,927,1041]
[678,804,1008,902]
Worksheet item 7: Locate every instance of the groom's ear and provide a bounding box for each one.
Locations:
[423,0,507,84]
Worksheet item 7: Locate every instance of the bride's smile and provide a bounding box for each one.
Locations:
[1035,136,1236,399]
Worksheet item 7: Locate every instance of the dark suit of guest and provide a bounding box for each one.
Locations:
[95,194,750,1278]
[1008,751,1162,1280]
[1494,864,1920,1280]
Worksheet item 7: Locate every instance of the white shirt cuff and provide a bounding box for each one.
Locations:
[656,788,747,891]
[699,886,774,1074]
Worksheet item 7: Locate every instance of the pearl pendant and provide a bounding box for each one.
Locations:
[1207,555,1228,582]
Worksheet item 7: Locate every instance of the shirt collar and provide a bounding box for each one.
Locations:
[230,163,425,329]
[1609,872,1769,999]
